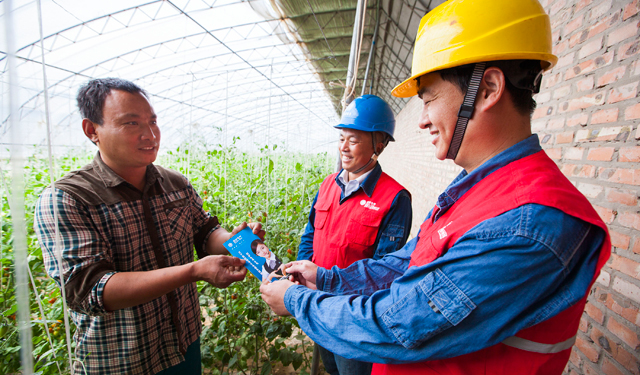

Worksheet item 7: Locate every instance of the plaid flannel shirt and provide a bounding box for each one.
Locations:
[34,153,218,374]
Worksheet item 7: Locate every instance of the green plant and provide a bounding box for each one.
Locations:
[0,142,332,375]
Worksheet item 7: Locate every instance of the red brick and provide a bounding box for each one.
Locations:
[587,13,619,39]
[610,344,640,374]
[594,205,616,223]
[532,105,553,119]
[545,147,562,160]
[550,0,567,17]
[618,211,640,230]
[569,346,582,368]
[564,15,584,36]
[583,362,601,375]
[556,131,574,144]
[597,66,627,87]
[543,72,561,88]
[601,167,640,185]
[548,117,566,129]
[557,52,576,68]
[633,59,640,76]
[610,230,631,249]
[624,0,640,20]
[591,326,612,352]
[585,302,605,325]
[606,188,638,206]
[569,29,589,48]
[576,164,596,178]
[591,108,619,124]
[575,75,595,92]
[554,39,569,55]
[608,81,639,103]
[597,270,611,287]
[611,253,640,279]
[561,163,577,177]
[607,316,640,349]
[619,39,640,61]
[554,85,571,98]
[633,237,640,255]
[608,20,640,46]
[577,126,630,142]
[579,36,603,58]
[578,182,603,198]
[620,146,640,162]
[604,293,640,325]
[601,357,626,375]
[590,0,613,20]
[575,0,592,13]
[575,336,600,362]
[568,51,615,80]
[560,92,605,112]
[625,102,640,119]
[587,146,615,160]
[565,147,585,160]
[567,113,589,127]
[612,277,640,305]
[580,316,590,332]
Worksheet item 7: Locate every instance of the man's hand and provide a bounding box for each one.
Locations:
[192,255,246,288]
[231,221,265,240]
[260,276,294,316]
[206,221,265,255]
[284,260,318,290]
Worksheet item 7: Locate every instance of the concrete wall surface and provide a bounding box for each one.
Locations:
[379,0,640,374]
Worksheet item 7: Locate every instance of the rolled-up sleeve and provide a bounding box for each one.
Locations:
[34,188,115,316]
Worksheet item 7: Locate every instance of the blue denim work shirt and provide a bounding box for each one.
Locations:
[284,135,605,364]
[297,162,413,261]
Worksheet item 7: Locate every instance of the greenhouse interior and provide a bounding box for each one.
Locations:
[2,0,640,374]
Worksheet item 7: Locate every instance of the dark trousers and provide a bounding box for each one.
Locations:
[155,338,202,375]
[318,344,372,375]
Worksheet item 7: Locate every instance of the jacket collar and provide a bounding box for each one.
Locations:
[334,161,383,199]
[91,151,163,190]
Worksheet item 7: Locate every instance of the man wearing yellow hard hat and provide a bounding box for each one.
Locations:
[261,1,611,374]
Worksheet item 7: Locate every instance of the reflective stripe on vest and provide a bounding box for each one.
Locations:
[501,335,576,354]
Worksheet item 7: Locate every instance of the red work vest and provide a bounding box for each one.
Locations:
[312,171,406,269]
[373,151,611,375]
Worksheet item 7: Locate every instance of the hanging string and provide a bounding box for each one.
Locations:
[4,0,35,373]
[224,71,228,220]
[36,0,74,369]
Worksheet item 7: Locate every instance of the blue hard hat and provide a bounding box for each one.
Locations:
[335,95,396,141]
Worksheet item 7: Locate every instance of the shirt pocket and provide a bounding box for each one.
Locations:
[163,197,191,242]
[313,200,332,230]
[381,268,476,349]
[346,209,385,247]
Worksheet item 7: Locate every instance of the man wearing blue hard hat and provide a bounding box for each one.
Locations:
[296,94,412,375]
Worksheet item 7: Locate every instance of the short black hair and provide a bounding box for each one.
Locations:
[250,239,265,255]
[76,78,147,125]
[438,60,543,116]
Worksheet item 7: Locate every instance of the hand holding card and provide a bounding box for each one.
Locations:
[224,227,285,281]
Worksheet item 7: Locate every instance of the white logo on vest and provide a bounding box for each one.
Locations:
[360,199,380,211]
[437,221,454,240]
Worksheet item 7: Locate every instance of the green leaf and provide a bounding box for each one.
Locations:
[260,361,272,375]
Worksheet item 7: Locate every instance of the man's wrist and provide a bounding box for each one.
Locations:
[283,284,302,316]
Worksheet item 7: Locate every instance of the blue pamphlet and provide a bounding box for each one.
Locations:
[224,227,284,281]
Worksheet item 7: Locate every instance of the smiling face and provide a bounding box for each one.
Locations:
[417,72,465,161]
[256,243,271,258]
[91,89,160,176]
[338,128,376,174]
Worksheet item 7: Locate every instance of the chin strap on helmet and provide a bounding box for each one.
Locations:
[446,62,486,160]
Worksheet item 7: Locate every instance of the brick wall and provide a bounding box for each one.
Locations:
[380,1,640,374]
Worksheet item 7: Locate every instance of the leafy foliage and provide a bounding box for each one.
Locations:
[0,142,332,374]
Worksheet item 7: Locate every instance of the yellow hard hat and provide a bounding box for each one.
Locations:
[392,0,558,98]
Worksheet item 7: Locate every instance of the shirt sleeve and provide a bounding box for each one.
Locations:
[297,191,319,261]
[372,190,412,260]
[284,204,605,364]
[34,188,115,317]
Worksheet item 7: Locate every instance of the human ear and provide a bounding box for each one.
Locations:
[478,67,505,112]
[82,119,100,145]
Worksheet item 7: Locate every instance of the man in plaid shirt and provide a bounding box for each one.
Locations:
[34,78,262,374]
